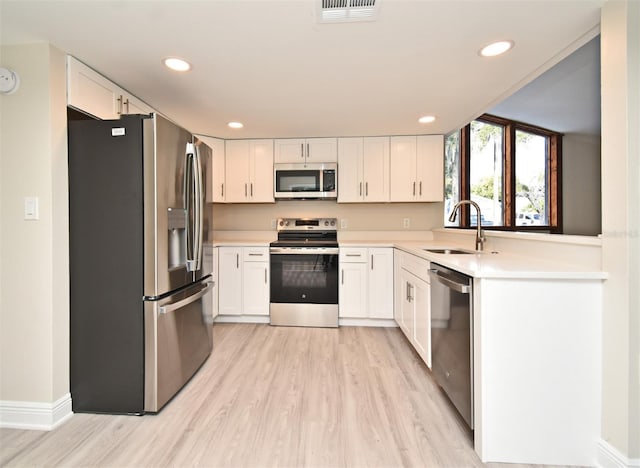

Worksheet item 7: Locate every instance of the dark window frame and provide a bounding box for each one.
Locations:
[449,113,563,233]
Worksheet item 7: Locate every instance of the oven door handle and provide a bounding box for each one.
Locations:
[270,247,339,255]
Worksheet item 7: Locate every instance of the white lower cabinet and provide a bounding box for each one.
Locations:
[339,247,393,320]
[218,246,269,317]
[218,247,243,315]
[242,248,270,316]
[203,246,219,320]
[395,249,431,368]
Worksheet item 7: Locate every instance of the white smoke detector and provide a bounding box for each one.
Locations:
[0,67,20,95]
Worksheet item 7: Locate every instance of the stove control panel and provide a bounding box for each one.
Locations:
[277,217,337,231]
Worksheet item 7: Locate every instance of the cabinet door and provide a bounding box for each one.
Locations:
[243,261,270,315]
[368,248,394,319]
[306,138,337,162]
[198,136,225,203]
[218,247,242,315]
[211,248,219,319]
[275,139,305,163]
[412,274,431,368]
[249,139,274,202]
[339,262,368,318]
[416,135,444,202]
[362,137,390,202]
[337,138,363,202]
[120,93,153,116]
[67,56,119,119]
[398,269,414,340]
[225,140,250,203]
[390,136,417,202]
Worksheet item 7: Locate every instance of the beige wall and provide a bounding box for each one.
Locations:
[0,44,69,402]
[562,133,602,236]
[601,0,640,460]
[210,201,444,233]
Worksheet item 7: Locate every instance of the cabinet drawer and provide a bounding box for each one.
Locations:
[399,251,431,281]
[340,248,368,263]
[243,247,269,261]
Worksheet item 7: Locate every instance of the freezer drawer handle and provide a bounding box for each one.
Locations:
[159,282,213,315]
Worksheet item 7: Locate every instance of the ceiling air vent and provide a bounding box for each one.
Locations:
[317,0,379,23]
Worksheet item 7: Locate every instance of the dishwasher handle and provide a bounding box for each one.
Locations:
[428,269,471,294]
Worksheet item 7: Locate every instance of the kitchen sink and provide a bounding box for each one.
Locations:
[424,248,474,255]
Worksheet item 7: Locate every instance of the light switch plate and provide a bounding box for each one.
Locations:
[403,218,410,228]
[24,196,39,220]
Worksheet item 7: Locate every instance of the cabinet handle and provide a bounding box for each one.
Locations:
[365,182,368,197]
[236,253,239,269]
[244,183,247,197]
[124,98,130,114]
[346,253,361,257]
[413,182,416,196]
[419,181,422,196]
[359,182,362,196]
[306,143,310,159]
[265,268,267,284]
[248,253,263,256]
[371,254,374,270]
[301,143,304,159]
[116,95,123,115]
[250,183,253,197]
[341,269,344,285]
[221,183,224,197]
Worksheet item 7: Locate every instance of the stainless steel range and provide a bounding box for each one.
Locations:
[270,218,339,327]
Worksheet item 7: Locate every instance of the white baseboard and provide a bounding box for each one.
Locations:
[339,318,398,327]
[0,393,73,431]
[598,439,640,468]
[214,315,270,324]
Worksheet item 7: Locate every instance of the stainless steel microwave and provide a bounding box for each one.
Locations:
[274,163,337,199]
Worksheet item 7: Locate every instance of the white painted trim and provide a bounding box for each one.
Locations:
[214,315,270,324]
[598,439,640,468]
[339,318,397,327]
[0,393,73,431]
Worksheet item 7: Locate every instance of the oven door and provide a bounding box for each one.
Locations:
[270,247,339,304]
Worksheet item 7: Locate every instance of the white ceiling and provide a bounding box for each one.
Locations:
[0,0,603,139]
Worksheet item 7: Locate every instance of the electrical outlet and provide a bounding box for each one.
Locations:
[340,219,348,229]
[403,218,410,229]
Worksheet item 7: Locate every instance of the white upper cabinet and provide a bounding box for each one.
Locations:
[225,139,274,203]
[275,138,337,164]
[338,137,389,203]
[67,56,153,119]
[390,135,444,202]
[197,135,225,203]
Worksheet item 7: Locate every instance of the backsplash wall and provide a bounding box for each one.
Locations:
[210,201,445,232]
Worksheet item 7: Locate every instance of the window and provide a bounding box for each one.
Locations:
[445,114,562,232]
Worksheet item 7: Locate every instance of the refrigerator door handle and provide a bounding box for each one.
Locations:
[185,143,196,271]
[185,142,203,272]
[193,143,204,271]
[159,282,213,314]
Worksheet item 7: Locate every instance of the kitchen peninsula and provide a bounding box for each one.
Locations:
[209,227,605,466]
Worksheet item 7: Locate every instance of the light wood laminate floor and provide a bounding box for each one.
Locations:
[1,324,550,467]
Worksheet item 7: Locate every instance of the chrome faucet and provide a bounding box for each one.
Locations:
[448,200,486,251]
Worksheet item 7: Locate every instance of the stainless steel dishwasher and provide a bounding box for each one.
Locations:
[429,263,474,429]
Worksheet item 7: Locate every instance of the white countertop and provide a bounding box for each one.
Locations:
[208,238,607,280]
[393,241,607,280]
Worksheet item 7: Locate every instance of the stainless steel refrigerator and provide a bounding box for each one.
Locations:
[68,113,213,414]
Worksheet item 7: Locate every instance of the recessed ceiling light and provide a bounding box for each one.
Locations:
[479,40,514,57]
[227,122,244,129]
[418,115,436,124]
[163,57,191,72]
